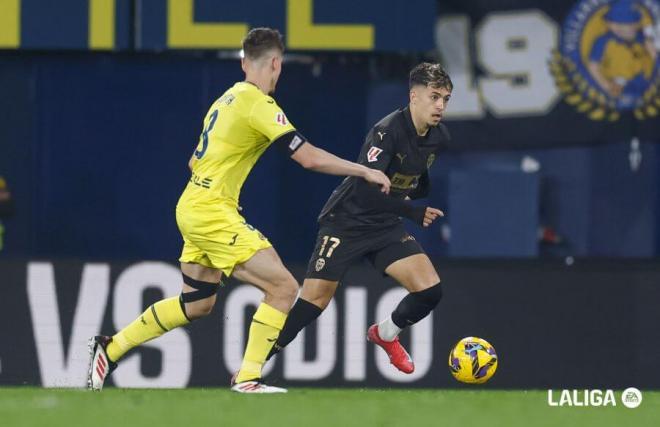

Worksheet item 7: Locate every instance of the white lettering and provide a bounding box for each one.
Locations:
[435,15,485,119]
[27,262,110,387]
[111,262,191,388]
[604,389,616,406]
[549,389,618,407]
[476,11,559,117]
[343,287,367,380]
[223,285,275,377]
[284,300,337,380]
[374,288,432,382]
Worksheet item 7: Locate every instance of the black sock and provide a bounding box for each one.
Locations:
[266,298,323,360]
[391,283,443,329]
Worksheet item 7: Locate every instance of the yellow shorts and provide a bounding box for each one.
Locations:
[176,207,272,277]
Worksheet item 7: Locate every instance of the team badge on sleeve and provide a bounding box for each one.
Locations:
[367,147,383,163]
[275,112,288,125]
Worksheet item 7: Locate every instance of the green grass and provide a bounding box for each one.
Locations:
[0,388,657,427]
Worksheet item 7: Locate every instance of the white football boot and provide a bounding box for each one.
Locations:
[231,380,287,393]
[87,336,117,391]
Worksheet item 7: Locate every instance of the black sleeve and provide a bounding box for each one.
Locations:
[408,171,430,200]
[353,179,427,225]
[356,126,394,172]
[272,130,308,156]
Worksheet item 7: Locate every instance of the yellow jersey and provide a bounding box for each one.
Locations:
[177,81,295,212]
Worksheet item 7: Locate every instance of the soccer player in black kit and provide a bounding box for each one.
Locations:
[267,63,452,373]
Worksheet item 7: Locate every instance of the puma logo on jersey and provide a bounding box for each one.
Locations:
[367,147,383,163]
[377,131,387,141]
[396,153,407,163]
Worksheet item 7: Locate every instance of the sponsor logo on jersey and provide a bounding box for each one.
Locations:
[367,147,383,162]
[190,173,213,189]
[377,131,387,140]
[391,173,420,190]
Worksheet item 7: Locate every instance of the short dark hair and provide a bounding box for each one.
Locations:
[409,63,453,91]
[242,27,284,60]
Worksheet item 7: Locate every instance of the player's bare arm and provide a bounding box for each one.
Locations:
[291,142,391,193]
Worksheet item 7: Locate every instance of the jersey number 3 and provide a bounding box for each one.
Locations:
[194,110,219,159]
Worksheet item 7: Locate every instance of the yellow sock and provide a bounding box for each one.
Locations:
[106,296,190,362]
[235,303,287,383]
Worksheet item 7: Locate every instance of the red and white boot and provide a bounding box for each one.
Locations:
[230,372,287,394]
[87,335,117,391]
[367,324,414,374]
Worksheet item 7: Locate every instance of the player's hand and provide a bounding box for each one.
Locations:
[363,169,391,194]
[422,207,444,227]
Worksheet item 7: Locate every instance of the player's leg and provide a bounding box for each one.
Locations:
[366,231,441,374]
[88,261,221,390]
[230,246,298,386]
[266,278,338,360]
[266,226,356,360]
[379,253,441,339]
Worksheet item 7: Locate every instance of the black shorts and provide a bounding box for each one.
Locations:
[305,223,425,281]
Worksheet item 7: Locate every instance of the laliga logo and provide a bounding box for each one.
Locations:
[550,0,660,120]
[547,387,643,408]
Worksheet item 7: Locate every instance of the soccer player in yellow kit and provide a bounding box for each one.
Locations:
[87,28,390,393]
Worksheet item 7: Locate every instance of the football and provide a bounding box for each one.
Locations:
[448,337,498,384]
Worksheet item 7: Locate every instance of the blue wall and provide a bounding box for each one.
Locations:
[0,54,658,262]
[0,53,371,262]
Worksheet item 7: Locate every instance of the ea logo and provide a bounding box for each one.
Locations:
[551,0,660,120]
[621,387,643,408]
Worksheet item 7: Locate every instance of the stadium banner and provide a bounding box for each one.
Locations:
[1,258,659,389]
[435,0,660,147]
[0,0,435,51]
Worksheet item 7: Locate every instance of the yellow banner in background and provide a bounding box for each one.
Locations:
[89,0,115,50]
[0,0,21,48]
[287,0,374,50]
[167,0,248,49]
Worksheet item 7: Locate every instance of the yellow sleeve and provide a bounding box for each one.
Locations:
[249,98,296,142]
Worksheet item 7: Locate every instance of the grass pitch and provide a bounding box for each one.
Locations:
[0,387,657,427]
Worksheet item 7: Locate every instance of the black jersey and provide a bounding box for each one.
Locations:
[318,106,450,230]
